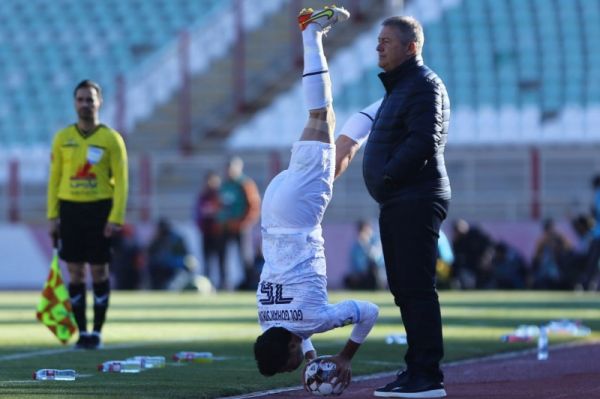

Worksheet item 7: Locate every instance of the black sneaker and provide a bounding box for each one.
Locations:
[374,374,446,398]
[87,332,103,350]
[395,369,410,385]
[374,370,410,393]
[74,332,90,349]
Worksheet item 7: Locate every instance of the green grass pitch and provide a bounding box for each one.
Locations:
[0,290,598,398]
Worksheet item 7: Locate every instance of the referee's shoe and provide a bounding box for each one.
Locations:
[87,332,103,350]
[74,332,91,349]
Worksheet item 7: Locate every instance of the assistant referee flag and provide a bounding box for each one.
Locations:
[36,249,77,344]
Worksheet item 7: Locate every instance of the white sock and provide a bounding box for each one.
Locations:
[302,24,326,75]
[302,24,331,110]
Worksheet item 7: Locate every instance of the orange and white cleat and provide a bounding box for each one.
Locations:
[298,5,350,33]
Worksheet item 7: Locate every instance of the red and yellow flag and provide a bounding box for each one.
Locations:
[36,250,77,344]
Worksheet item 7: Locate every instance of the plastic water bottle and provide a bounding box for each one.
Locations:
[172,351,213,363]
[385,334,407,345]
[537,326,548,360]
[514,324,539,338]
[33,369,77,381]
[500,334,531,343]
[98,360,142,373]
[127,356,166,369]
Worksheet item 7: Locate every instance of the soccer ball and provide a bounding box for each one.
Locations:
[303,356,346,396]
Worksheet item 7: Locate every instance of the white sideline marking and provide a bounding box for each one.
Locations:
[218,340,599,399]
[0,338,239,362]
[4,373,95,385]
[0,348,71,361]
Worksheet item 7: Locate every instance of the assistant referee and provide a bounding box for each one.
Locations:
[47,79,128,349]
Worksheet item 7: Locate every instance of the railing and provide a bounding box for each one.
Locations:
[102,0,290,144]
[3,145,600,224]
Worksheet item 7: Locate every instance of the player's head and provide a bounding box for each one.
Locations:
[542,218,555,232]
[204,170,221,190]
[73,79,103,122]
[377,16,423,72]
[254,327,303,376]
[226,156,244,179]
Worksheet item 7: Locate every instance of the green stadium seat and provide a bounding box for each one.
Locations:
[0,0,232,148]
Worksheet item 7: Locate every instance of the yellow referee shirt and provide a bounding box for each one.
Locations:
[47,124,128,225]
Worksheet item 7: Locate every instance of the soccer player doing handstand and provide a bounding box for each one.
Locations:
[253,5,379,390]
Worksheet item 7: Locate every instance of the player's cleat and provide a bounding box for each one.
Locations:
[87,332,103,350]
[298,6,350,34]
[74,332,90,349]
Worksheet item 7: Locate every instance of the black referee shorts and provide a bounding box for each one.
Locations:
[58,199,113,264]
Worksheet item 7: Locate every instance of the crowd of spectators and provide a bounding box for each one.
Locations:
[109,173,600,293]
[448,214,598,291]
[110,156,261,292]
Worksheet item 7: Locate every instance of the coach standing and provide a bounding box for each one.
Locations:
[365,17,451,398]
[47,80,128,350]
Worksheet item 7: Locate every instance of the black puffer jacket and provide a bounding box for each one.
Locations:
[363,56,451,204]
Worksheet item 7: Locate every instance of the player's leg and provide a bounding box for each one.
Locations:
[260,5,350,231]
[298,6,349,144]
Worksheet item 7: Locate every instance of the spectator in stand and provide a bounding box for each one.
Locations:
[531,218,571,289]
[581,175,600,290]
[194,171,222,288]
[147,218,190,290]
[343,220,384,290]
[110,224,144,290]
[217,156,261,290]
[450,219,495,289]
[569,214,595,290]
[491,241,529,289]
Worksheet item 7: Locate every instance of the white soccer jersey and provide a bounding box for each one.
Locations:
[259,141,335,284]
[257,141,379,345]
[257,277,360,340]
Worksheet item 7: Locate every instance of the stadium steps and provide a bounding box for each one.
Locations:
[128,54,233,151]
[126,0,388,153]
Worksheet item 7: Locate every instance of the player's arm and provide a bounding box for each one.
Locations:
[334,99,382,179]
[329,300,379,387]
[302,338,317,361]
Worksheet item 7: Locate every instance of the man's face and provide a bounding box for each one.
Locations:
[75,87,101,121]
[280,337,303,372]
[377,25,414,72]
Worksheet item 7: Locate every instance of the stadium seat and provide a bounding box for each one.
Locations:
[0,0,231,148]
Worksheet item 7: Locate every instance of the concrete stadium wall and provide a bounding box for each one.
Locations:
[0,219,580,290]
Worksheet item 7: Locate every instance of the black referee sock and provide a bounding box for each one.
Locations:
[92,280,110,333]
[68,283,87,333]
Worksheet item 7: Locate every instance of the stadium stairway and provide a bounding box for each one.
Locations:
[126,0,388,153]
